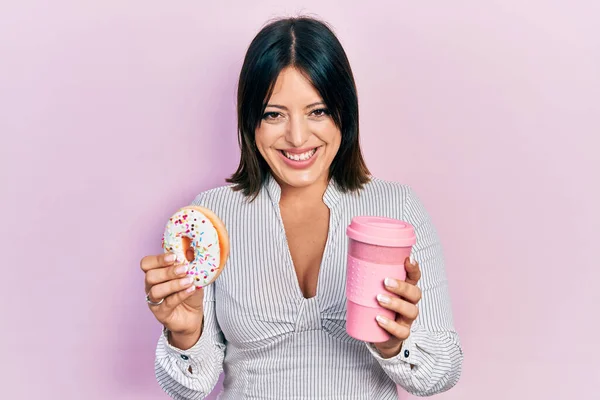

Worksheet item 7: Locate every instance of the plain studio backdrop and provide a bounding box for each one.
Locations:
[1,1,598,399]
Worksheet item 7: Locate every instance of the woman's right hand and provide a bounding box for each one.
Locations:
[141,253,204,349]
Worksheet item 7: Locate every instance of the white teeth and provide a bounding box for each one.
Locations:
[283,148,316,161]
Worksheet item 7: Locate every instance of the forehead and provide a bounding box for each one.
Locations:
[268,67,322,104]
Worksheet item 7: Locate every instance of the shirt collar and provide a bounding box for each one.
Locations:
[264,172,342,209]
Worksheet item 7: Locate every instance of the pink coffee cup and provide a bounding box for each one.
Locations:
[345,216,416,343]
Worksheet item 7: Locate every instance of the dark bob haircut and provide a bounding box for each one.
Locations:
[226,16,370,198]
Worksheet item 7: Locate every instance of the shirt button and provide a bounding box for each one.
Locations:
[181,354,189,360]
[403,349,410,358]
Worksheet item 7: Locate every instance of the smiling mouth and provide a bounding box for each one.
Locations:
[280,148,317,161]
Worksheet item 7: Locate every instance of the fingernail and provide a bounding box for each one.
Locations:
[186,285,196,293]
[175,264,188,275]
[385,278,398,288]
[165,254,176,263]
[377,294,391,304]
[180,276,193,286]
[376,315,389,325]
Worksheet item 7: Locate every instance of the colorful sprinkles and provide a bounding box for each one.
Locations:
[162,207,221,288]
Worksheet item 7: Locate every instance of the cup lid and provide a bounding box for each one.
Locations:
[346,216,416,247]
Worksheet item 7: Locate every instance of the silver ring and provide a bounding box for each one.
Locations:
[146,292,164,306]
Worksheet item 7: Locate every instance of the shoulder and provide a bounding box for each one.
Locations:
[344,176,427,221]
[357,176,415,201]
[189,183,250,211]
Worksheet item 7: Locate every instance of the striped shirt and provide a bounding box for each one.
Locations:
[155,174,463,399]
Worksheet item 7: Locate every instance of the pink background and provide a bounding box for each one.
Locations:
[1,1,598,399]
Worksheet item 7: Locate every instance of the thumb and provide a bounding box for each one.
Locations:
[184,286,205,309]
[404,257,421,286]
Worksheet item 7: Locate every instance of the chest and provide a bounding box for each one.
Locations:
[213,202,350,340]
[280,202,329,298]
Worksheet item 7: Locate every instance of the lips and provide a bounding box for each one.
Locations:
[280,148,317,161]
[276,146,321,170]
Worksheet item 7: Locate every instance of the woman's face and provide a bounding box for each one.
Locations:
[255,67,341,190]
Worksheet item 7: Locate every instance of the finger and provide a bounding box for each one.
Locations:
[162,284,201,313]
[375,315,411,341]
[404,257,421,286]
[147,276,194,303]
[383,278,422,304]
[376,294,419,321]
[144,263,189,293]
[140,253,178,272]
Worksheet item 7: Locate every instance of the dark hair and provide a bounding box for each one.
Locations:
[226,16,370,198]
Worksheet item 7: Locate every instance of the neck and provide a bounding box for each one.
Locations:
[277,174,329,205]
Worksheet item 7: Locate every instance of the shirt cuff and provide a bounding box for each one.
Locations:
[157,325,214,374]
[366,325,444,389]
[366,331,418,366]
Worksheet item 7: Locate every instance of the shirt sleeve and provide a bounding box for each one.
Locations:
[155,281,226,400]
[154,193,226,400]
[365,185,464,396]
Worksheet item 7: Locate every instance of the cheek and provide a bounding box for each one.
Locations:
[314,120,341,146]
[333,131,342,147]
[326,131,342,160]
[255,125,281,150]
[322,128,342,150]
[254,128,269,155]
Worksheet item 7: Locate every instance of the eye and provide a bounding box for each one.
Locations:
[311,108,330,117]
[262,112,281,120]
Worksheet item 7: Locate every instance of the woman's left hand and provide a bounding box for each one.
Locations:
[372,257,422,358]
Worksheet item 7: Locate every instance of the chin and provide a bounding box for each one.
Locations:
[278,170,324,188]
[272,157,330,189]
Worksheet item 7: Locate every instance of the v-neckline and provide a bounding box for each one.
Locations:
[264,174,343,302]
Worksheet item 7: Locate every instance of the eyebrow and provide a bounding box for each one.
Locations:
[266,102,325,111]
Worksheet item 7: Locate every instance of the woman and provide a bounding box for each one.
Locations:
[141,16,463,399]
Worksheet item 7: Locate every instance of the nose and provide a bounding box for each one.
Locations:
[285,116,310,147]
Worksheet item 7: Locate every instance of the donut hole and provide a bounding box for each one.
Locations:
[181,237,195,263]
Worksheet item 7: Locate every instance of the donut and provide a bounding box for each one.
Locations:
[162,205,229,288]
